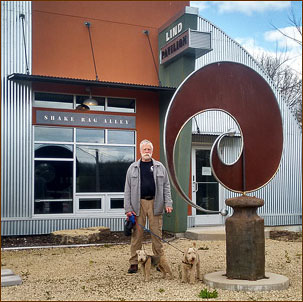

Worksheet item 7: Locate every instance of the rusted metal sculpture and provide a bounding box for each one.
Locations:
[163,62,283,280]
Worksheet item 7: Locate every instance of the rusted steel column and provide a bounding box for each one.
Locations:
[225,195,265,280]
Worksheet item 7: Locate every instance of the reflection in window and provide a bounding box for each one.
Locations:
[34,92,74,109]
[76,146,134,192]
[34,161,73,214]
[108,130,135,144]
[35,127,73,142]
[76,128,105,143]
[107,98,135,113]
[35,144,73,158]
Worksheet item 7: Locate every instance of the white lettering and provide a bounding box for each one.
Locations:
[81,118,86,122]
[50,116,55,121]
[177,22,182,34]
[104,119,107,123]
[166,32,170,42]
[70,117,74,122]
[44,115,48,120]
[125,120,129,125]
[93,118,97,123]
[172,26,177,37]
[64,117,68,121]
[165,22,183,42]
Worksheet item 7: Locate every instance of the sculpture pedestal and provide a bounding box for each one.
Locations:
[225,195,265,280]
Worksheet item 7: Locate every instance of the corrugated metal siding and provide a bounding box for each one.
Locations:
[1,1,33,219]
[193,16,302,226]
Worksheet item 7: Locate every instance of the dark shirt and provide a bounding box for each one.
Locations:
[140,160,155,198]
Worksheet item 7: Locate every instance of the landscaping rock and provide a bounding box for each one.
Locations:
[51,226,110,244]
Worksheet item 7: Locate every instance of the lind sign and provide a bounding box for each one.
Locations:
[36,110,136,129]
[165,22,183,42]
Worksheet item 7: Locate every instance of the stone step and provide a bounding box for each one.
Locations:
[184,226,271,241]
[1,269,22,287]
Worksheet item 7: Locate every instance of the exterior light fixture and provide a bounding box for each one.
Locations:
[83,88,98,106]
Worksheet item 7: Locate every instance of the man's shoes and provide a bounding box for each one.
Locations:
[128,264,138,274]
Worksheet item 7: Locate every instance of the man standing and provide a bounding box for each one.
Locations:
[124,139,173,273]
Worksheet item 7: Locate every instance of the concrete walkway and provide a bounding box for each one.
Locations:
[184,224,301,241]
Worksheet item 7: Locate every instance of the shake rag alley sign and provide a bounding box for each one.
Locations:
[35,110,136,129]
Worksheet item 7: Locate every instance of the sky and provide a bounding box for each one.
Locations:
[190,1,302,76]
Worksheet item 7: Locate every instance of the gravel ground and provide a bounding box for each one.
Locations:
[1,236,302,301]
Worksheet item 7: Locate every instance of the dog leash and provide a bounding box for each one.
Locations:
[136,222,184,254]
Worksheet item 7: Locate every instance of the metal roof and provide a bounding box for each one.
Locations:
[8,73,177,93]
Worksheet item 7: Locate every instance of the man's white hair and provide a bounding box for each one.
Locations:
[140,139,153,150]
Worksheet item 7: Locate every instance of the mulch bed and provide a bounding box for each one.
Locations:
[1,230,301,249]
[1,231,175,248]
[269,230,302,242]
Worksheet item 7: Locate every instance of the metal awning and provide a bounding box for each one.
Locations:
[8,73,177,93]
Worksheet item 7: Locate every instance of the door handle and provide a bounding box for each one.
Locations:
[193,182,198,193]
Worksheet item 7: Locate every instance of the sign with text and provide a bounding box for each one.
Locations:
[35,110,136,129]
[160,30,189,64]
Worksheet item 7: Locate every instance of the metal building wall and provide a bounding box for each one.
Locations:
[1,1,33,222]
[192,16,302,226]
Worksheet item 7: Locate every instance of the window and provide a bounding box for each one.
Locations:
[110,198,124,209]
[108,130,135,144]
[76,145,135,193]
[107,97,135,113]
[79,198,102,210]
[76,95,105,111]
[34,92,136,113]
[34,126,135,215]
[34,92,74,109]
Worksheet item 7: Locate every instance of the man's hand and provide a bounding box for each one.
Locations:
[165,206,173,213]
[126,211,136,217]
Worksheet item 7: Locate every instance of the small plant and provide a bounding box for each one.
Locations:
[159,288,165,293]
[198,288,218,299]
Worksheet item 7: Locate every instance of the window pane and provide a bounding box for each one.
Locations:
[34,201,73,215]
[79,198,101,210]
[110,198,124,209]
[76,128,105,143]
[196,183,219,215]
[76,146,135,192]
[76,95,105,111]
[35,127,73,142]
[34,161,73,214]
[108,130,135,144]
[34,92,74,109]
[196,150,217,183]
[35,144,73,158]
[107,98,135,113]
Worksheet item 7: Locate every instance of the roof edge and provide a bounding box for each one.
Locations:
[8,73,176,93]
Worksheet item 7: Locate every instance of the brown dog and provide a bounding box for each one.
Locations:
[181,242,201,284]
[136,249,173,281]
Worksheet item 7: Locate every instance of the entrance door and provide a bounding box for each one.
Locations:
[192,147,223,225]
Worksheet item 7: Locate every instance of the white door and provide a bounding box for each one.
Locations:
[192,147,223,225]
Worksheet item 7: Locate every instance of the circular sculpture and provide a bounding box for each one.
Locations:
[163,62,283,214]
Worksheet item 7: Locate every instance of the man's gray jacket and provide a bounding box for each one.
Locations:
[124,159,173,216]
